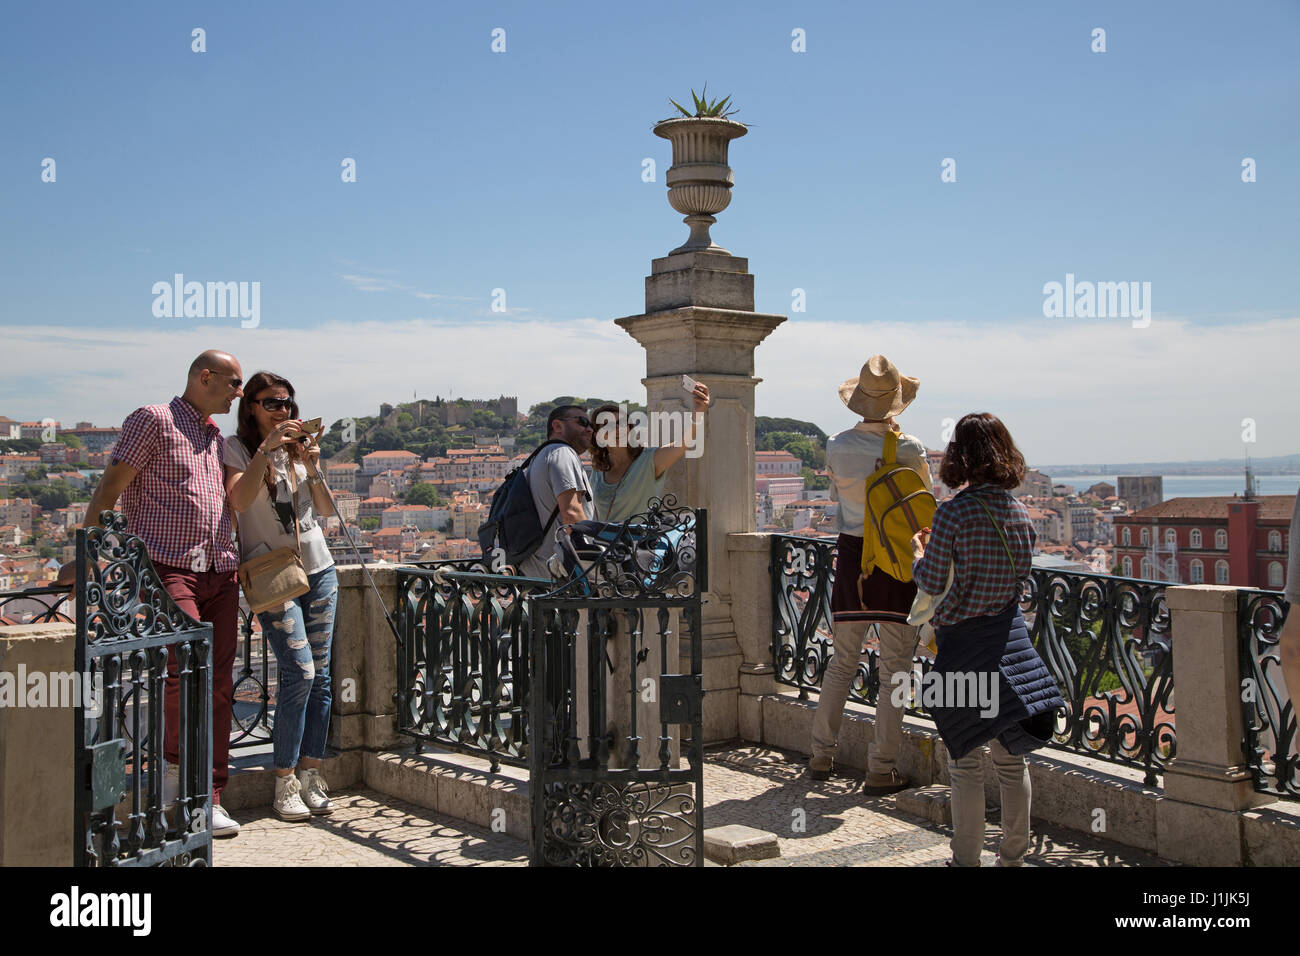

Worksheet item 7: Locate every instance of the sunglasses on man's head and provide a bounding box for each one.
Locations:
[252,397,294,412]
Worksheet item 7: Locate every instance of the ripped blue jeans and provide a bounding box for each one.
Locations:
[258,565,337,770]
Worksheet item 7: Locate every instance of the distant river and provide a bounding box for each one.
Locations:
[1047,475,1300,500]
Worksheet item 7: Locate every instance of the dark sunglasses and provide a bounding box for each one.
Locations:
[252,397,294,412]
[565,416,592,428]
[206,369,243,389]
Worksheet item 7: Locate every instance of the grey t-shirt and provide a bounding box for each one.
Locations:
[223,437,334,575]
[518,442,593,578]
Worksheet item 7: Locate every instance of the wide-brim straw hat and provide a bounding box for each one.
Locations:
[838,355,919,419]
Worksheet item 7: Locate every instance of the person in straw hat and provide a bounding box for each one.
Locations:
[807,355,933,793]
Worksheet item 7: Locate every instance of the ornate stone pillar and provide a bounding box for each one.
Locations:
[615,249,784,741]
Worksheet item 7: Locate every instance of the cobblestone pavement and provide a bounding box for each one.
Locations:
[215,744,1166,867]
[214,790,529,867]
[706,745,1167,867]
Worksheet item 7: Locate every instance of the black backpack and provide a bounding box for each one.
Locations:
[477,439,568,567]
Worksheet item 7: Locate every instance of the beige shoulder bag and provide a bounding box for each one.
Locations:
[238,454,310,613]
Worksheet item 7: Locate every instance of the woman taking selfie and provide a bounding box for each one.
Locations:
[910,412,1064,867]
[589,381,710,523]
[224,371,338,822]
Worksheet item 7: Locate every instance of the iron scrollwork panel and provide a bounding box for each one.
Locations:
[769,534,937,713]
[530,502,704,867]
[1019,570,1173,783]
[1239,590,1298,798]
[75,512,213,867]
[396,560,535,771]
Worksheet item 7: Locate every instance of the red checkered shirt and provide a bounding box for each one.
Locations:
[111,396,239,574]
[912,485,1035,626]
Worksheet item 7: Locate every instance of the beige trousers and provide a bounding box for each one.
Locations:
[810,619,919,774]
[947,738,1031,866]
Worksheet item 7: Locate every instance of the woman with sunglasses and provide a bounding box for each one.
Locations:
[589,382,710,524]
[223,371,338,822]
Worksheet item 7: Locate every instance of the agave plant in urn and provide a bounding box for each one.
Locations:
[653,86,749,256]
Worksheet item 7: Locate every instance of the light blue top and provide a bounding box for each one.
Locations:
[592,447,666,523]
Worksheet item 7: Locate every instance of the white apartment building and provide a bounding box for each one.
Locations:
[381,504,441,531]
[361,450,420,476]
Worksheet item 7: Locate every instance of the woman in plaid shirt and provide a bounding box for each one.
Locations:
[911,413,1064,866]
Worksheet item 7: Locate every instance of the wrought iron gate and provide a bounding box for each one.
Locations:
[528,501,705,866]
[74,512,214,866]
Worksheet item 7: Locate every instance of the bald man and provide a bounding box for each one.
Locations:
[64,350,246,836]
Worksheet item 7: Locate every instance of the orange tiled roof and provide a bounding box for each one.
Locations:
[1131,495,1295,521]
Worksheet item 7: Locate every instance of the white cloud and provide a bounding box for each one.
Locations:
[4,315,1297,466]
[337,274,475,302]
[759,315,1300,464]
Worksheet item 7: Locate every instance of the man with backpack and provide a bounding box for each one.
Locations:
[808,356,934,795]
[479,404,594,579]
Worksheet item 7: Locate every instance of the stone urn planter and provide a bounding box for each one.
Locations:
[652,116,748,256]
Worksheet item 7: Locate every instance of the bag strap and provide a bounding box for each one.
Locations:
[882,430,898,465]
[970,493,1016,571]
[523,438,567,469]
[284,456,303,556]
[540,504,561,540]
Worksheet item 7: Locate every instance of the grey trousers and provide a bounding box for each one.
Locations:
[947,738,1031,866]
[810,619,919,774]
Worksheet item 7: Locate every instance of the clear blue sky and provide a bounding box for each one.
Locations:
[2,1,1297,463]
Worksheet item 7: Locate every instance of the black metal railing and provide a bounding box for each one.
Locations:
[770,534,1175,784]
[529,500,705,866]
[0,585,75,624]
[1238,589,1298,799]
[395,559,541,771]
[74,512,213,866]
[394,499,707,866]
[1019,570,1173,785]
[771,535,937,715]
[230,603,275,750]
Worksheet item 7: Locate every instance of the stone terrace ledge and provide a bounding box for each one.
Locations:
[7,557,1297,865]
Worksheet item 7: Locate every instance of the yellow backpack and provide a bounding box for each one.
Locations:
[860,431,936,583]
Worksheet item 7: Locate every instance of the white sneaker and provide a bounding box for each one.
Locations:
[298,768,334,815]
[272,773,312,822]
[211,803,241,837]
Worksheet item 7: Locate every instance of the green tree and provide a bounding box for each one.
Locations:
[756,416,827,443]
[24,466,47,482]
[37,481,72,510]
[360,517,380,531]
[39,545,56,559]
[405,482,442,507]
[780,437,825,471]
[802,467,830,491]
[58,434,83,450]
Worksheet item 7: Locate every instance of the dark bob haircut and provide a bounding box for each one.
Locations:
[938,413,1026,491]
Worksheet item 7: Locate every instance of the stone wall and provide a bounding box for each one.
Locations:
[0,623,76,866]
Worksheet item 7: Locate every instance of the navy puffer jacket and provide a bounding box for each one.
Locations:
[930,599,1065,760]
